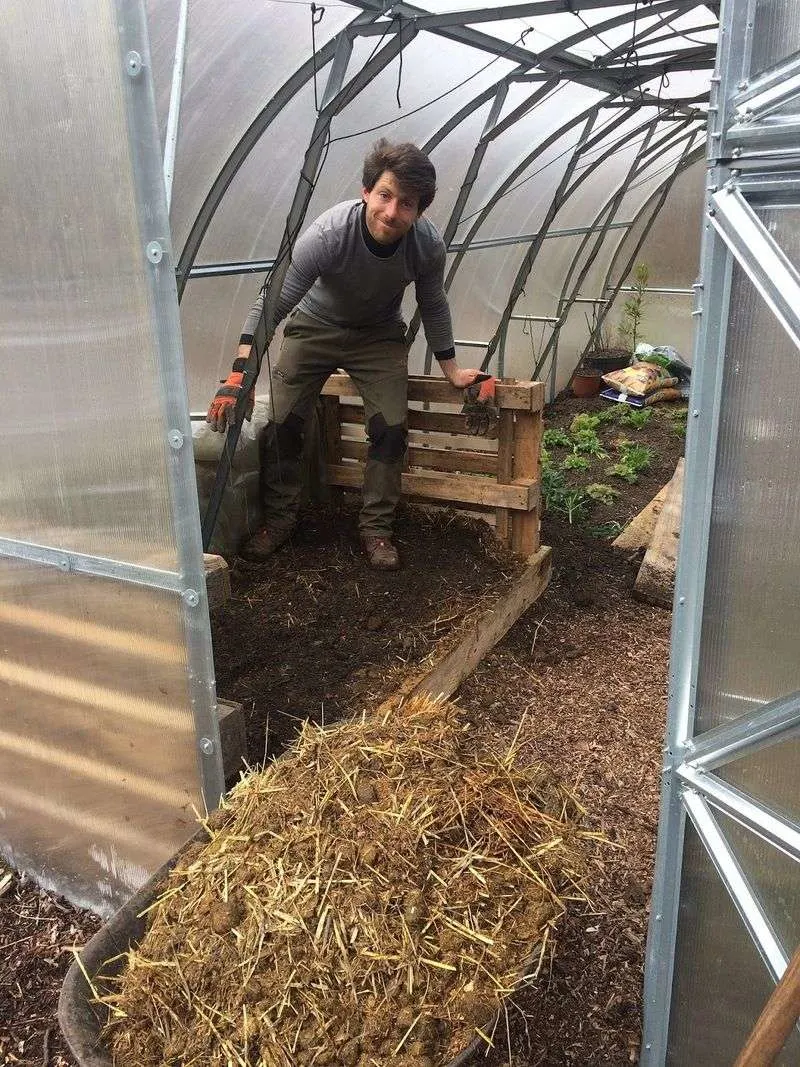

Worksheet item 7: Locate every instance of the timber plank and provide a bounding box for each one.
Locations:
[323,373,544,411]
[377,546,551,710]
[204,554,231,610]
[634,458,685,607]
[216,698,246,781]
[612,470,677,552]
[327,463,538,510]
[339,438,496,475]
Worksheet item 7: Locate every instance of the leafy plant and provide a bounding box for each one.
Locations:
[543,428,572,449]
[595,406,620,425]
[585,483,620,506]
[619,407,653,429]
[572,428,607,456]
[562,453,590,471]
[548,487,590,524]
[607,441,653,483]
[617,262,649,353]
[587,520,624,539]
[569,413,601,434]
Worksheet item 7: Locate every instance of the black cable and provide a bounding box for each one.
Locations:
[326,26,536,147]
[396,14,404,109]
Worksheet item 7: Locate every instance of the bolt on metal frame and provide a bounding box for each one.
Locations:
[642,0,800,1059]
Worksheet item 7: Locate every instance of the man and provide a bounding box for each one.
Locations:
[207,139,484,570]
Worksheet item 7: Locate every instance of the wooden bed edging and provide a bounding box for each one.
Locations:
[378,545,552,713]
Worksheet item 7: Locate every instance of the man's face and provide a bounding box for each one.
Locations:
[362,170,420,244]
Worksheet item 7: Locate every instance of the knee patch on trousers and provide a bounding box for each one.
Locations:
[273,411,305,457]
[367,413,407,463]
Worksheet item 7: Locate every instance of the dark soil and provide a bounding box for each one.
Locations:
[211,501,527,764]
[1,394,685,1067]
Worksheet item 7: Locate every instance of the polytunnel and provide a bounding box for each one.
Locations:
[4,0,800,1064]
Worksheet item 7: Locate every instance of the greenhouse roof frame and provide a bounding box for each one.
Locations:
[177,0,717,293]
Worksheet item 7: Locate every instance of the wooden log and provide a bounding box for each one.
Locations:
[216,699,246,781]
[322,373,544,412]
[733,940,800,1067]
[634,458,685,607]
[612,467,678,552]
[327,463,538,510]
[204,554,231,611]
[338,438,497,475]
[377,546,551,710]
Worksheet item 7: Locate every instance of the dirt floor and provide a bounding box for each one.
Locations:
[0,395,684,1067]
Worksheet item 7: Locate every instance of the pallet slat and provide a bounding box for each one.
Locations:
[339,439,497,475]
[327,463,538,510]
[323,373,544,411]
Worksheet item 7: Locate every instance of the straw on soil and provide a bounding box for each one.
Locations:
[101,695,588,1067]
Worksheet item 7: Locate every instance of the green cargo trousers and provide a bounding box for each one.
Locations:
[260,309,409,538]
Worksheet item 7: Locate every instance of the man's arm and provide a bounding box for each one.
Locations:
[207,225,331,431]
[416,244,483,388]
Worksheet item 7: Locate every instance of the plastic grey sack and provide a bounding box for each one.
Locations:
[192,396,269,558]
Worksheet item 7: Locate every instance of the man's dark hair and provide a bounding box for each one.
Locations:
[362,139,437,213]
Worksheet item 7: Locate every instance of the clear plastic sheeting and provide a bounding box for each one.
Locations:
[0,558,202,916]
[695,242,800,736]
[750,0,800,80]
[1,4,178,569]
[666,821,800,1066]
[1,0,215,910]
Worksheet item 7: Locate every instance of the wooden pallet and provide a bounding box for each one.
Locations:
[320,373,545,557]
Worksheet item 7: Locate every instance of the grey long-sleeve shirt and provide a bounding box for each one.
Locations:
[240,200,454,354]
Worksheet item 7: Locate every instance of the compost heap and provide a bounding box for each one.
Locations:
[104,695,587,1067]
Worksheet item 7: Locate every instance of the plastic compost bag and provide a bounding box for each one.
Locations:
[601,362,679,397]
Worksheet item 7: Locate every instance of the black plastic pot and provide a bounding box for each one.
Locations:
[584,349,631,374]
[58,834,495,1067]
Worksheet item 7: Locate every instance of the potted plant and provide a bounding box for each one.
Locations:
[584,262,650,375]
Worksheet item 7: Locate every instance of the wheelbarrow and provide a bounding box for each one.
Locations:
[58,831,498,1067]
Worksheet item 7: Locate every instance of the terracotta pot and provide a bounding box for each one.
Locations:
[571,372,602,398]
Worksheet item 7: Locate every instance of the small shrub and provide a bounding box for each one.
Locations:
[585,483,620,506]
[562,453,591,471]
[543,428,572,448]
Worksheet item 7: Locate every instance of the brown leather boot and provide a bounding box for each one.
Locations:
[239,526,292,562]
[361,535,400,571]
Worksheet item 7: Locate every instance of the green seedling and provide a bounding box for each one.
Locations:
[562,453,590,471]
[572,428,607,457]
[607,441,653,483]
[569,413,601,434]
[619,407,653,429]
[585,483,620,506]
[543,428,572,448]
[588,520,624,539]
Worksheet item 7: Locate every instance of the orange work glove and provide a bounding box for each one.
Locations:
[206,359,255,432]
[462,373,499,437]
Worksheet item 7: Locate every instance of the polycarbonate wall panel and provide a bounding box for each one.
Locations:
[0,559,203,916]
[666,821,800,1065]
[750,0,800,79]
[1,0,215,911]
[695,219,800,736]
[1,5,179,567]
